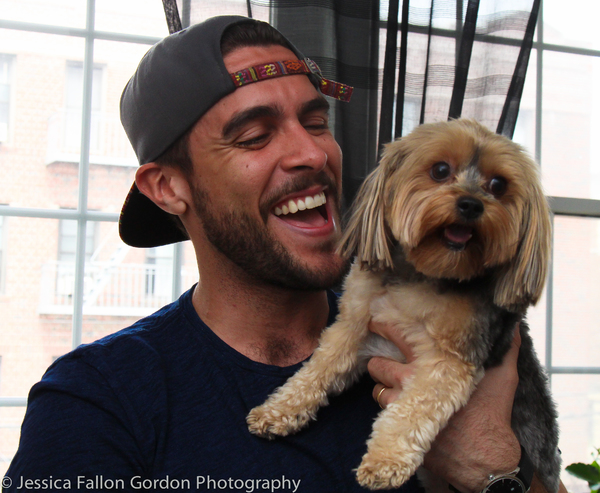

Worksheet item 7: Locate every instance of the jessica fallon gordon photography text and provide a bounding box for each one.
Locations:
[6,475,302,492]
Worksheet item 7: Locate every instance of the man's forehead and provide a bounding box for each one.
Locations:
[223,44,298,74]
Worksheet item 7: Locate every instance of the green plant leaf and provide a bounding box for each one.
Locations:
[567,463,600,483]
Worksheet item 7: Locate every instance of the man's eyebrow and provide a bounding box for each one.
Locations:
[221,96,330,140]
[222,105,283,139]
[299,96,330,117]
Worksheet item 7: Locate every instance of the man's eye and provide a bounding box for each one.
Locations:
[236,134,269,148]
[303,118,329,132]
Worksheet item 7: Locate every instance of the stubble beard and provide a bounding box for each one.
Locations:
[191,181,349,291]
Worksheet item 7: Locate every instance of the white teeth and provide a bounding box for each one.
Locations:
[274,192,327,216]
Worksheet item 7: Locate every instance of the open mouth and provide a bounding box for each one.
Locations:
[443,224,473,251]
[272,191,329,228]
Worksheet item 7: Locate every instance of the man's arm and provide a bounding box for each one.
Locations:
[5,355,149,491]
[367,322,567,493]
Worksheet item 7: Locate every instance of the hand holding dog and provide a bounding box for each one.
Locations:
[368,320,521,491]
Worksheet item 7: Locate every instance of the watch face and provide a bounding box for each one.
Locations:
[486,478,525,493]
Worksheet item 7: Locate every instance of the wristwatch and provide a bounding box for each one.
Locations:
[450,446,534,493]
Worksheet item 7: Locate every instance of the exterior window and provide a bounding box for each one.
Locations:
[0,54,14,143]
[0,215,4,293]
[58,218,97,263]
[145,244,174,298]
[56,218,98,298]
[64,62,103,153]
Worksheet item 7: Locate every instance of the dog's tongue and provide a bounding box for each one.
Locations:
[444,225,473,244]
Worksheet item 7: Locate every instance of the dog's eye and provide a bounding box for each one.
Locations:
[430,162,451,181]
[489,177,507,197]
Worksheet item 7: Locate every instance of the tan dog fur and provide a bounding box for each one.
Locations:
[247,119,559,491]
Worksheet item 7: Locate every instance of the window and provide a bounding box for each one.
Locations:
[145,244,174,300]
[0,54,14,143]
[58,217,97,263]
[0,0,176,475]
[55,217,97,299]
[510,1,600,486]
[0,216,4,293]
[64,62,103,153]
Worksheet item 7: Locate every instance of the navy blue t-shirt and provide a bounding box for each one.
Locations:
[5,287,420,493]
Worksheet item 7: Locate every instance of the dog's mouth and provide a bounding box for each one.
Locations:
[442,224,473,251]
[272,191,329,228]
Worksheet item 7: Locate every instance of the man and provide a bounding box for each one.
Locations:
[5,16,563,493]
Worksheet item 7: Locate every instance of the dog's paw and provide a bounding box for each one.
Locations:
[356,456,413,490]
[246,404,313,439]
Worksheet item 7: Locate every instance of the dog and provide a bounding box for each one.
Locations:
[246,119,561,491]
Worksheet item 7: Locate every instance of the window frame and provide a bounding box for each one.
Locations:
[0,4,172,407]
[532,6,600,379]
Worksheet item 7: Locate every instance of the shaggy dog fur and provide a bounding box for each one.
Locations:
[247,119,561,492]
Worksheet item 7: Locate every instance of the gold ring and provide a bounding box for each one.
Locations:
[376,386,388,409]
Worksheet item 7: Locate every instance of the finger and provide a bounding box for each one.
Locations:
[368,319,416,363]
[368,356,413,409]
[367,356,413,388]
[372,383,400,409]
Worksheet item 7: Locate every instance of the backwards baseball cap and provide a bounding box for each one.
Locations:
[119,15,353,248]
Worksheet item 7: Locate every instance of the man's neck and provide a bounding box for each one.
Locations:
[192,259,331,367]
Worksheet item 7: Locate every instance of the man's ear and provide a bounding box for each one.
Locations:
[135,163,191,216]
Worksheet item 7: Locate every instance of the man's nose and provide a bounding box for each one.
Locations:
[277,126,328,173]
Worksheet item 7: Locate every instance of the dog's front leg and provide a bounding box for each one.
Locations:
[247,266,383,439]
[356,352,483,490]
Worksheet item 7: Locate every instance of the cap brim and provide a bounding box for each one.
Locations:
[119,182,189,248]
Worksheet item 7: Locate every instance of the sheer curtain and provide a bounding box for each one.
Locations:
[160,0,540,205]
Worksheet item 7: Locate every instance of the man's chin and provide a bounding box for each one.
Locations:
[269,255,350,292]
[194,190,348,291]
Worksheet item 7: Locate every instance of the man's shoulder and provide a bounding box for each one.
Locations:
[42,287,199,390]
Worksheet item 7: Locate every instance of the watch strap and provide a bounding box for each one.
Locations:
[448,446,534,493]
[516,446,534,490]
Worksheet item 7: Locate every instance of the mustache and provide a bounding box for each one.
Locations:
[260,172,339,221]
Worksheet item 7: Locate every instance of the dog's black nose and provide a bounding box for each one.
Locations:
[457,196,484,221]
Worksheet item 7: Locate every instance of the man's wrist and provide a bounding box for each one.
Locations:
[450,446,532,493]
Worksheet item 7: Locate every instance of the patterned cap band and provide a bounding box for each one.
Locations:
[230,58,353,103]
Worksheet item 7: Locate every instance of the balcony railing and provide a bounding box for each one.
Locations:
[46,110,138,167]
[39,261,198,316]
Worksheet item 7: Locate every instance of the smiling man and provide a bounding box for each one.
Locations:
[128,38,350,368]
[5,15,559,493]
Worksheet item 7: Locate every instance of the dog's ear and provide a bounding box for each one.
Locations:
[338,144,402,270]
[494,178,552,310]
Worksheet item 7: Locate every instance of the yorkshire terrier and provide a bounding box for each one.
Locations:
[247,119,561,491]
